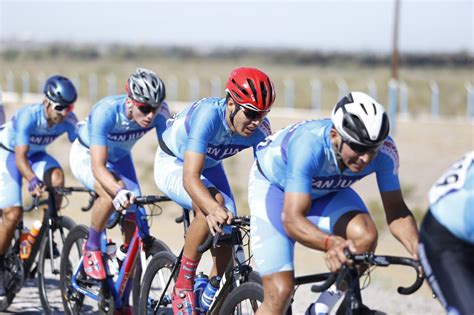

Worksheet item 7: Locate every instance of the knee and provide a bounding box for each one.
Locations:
[347,219,378,252]
[46,168,65,187]
[3,207,22,227]
[263,277,293,309]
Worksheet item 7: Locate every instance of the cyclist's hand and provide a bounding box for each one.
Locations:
[206,207,233,235]
[112,189,135,211]
[28,176,45,198]
[324,237,356,273]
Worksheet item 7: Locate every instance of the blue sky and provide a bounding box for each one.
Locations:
[1,0,472,54]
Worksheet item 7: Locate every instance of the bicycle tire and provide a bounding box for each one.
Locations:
[138,250,178,315]
[0,246,23,312]
[59,224,99,315]
[38,215,76,314]
[218,281,264,315]
[131,238,172,310]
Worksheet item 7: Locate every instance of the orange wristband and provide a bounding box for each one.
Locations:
[324,234,332,252]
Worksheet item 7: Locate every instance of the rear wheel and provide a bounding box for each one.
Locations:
[138,251,178,315]
[218,281,264,315]
[60,224,100,314]
[38,215,76,313]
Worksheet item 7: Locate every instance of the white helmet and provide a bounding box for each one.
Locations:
[126,68,166,108]
[331,91,390,147]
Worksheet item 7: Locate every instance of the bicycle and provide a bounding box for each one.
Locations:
[0,186,96,313]
[59,195,173,314]
[221,249,424,315]
[139,215,261,315]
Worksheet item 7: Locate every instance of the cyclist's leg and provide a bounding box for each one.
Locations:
[313,188,376,252]
[249,163,295,314]
[419,211,474,314]
[0,149,23,296]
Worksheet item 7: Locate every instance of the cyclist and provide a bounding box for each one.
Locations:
[0,75,78,296]
[154,67,275,314]
[249,92,419,314]
[418,151,474,315]
[69,68,169,281]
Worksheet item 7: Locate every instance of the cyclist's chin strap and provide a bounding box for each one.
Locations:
[229,105,241,131]
[334,138,345,169]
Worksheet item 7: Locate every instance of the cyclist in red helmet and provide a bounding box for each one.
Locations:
[154,67,275,314]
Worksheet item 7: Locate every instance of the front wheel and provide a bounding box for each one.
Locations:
[38,215,76,313]
[132,237,172,310]
[60,224,100,314]
[0,246,23,312]
[138,251,178,315]
[219,281,264,315]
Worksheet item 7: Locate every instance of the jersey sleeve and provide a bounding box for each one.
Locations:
[14,109,35,147]
[89,104,116,146]
[64,112,79,142]
[284,134,321,194]
[185,106,220,154]
[375,137,401,192]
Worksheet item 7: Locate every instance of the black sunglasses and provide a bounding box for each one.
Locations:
[50,100,72,112]
[345,140,380,154]
[239,106,268,120]
[137,105,158,115]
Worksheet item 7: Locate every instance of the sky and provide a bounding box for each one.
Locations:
[0,0,473,54]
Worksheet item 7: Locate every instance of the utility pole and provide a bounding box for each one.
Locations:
[391,0,400,80]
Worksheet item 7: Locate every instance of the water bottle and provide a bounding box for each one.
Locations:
[105,240,119,276]
[200,275,221,312]
[19,220,42,260]
[116,243,128,267]
[19,228,31,260]
[193,272,209,313]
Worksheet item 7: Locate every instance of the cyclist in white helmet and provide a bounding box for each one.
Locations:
[70,68,170,286]
[250,92,419,314]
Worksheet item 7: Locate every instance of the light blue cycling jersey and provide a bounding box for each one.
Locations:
[0,103,78,154]
[160,97,271,168]
[255,119,400,199]
[77,95,170,162]
[428,151,474,244]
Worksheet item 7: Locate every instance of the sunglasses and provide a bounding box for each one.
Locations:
[49,100,73,112]
[239,106,268,120]
[130,98,159,115]
[345,140,380,154]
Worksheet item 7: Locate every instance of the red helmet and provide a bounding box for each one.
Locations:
[225,67,276,111]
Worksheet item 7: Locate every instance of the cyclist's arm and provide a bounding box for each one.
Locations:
[90,144,123,197]
[283,192,355,272]
[282,192,331,251]
[381,190,419,259]
[183,151,228,217]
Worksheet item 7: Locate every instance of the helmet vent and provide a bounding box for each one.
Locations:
[232,79,250,97]
[259,81,268,107]
[247,79,258,98]
[372,103,377,114]
[360,103,368,115]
